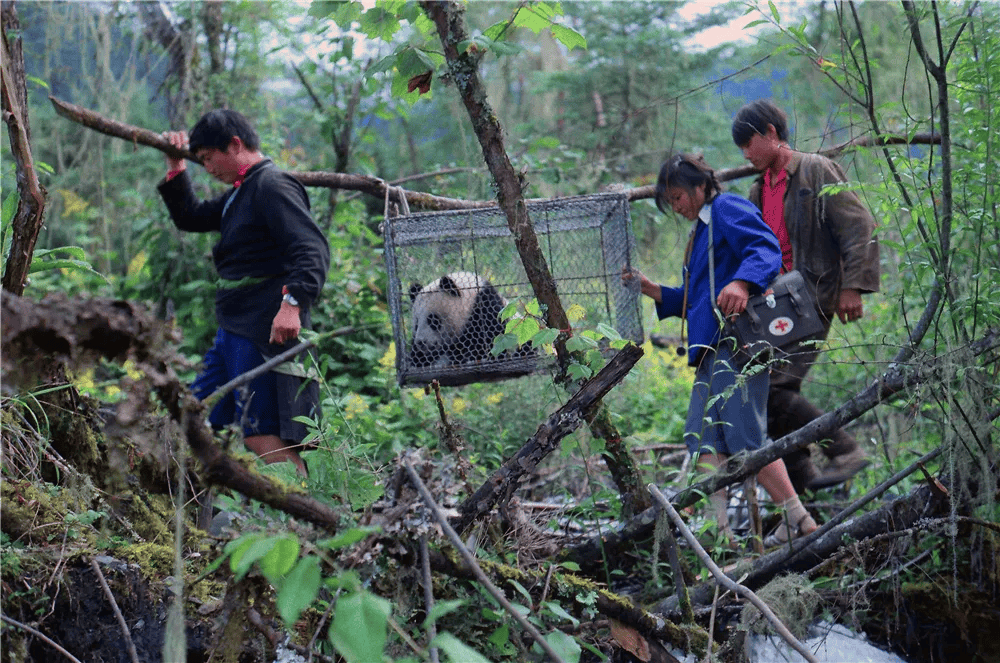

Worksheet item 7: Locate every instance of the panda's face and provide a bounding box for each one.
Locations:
[408,272,498,368]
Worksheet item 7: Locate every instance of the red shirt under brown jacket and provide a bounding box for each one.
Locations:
[747,150,880,320]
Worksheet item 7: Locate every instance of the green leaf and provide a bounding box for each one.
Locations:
[549,24,586,51]
[368,53,397,75]
[596,323,622,341]
[514,5,554,34]
[500,300,520,321]
[567,363,592,380]
[543,601,580,627]
[509,316,540,345]
[507,579,533,605]
[487,623,510,648]
[768,0,781,23]
[230,535,279,581]
[358,6,401,41]
[487,39,524,57]
[432,632,491,663]
[325,569,361,592]
[258,535,299,583]
[491,333,520,356]
[308,0,348,19]
[532,328,560,346]
[277,557,321,628]
[483,20,509,42]
[33,246,87,261]
[225,534,264,580]
[544,630,581,663]
[423,598,466,630]
[26,75,50,90]
[318,526,381,551]
[329,590,391,663]
[565,335,597,352]
[2,191,17,225]
[396,47,433,77]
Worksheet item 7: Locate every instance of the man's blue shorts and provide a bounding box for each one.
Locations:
[191,328,280,438]
[683,343,769,457]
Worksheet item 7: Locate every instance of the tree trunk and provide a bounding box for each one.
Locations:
[1,2,47,296]
[420,0,651,515]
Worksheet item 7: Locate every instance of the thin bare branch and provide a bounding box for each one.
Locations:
[403,459,567,663]
[0,614,84,663]
[89,558,140,663]
[453,343,644,534]
[649,485,820,663]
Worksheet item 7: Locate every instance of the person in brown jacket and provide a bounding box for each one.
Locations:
[731,99,880,492]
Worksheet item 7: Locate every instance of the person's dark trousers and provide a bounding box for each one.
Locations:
[767,324,863,493]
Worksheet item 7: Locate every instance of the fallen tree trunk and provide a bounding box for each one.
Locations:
[1,291,344,530]
[653,449,953,616]
[561,326,1000,570]
[452,343,644,534]
[425,548,712,656]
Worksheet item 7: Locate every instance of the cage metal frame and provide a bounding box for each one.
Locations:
[384,192,643,387]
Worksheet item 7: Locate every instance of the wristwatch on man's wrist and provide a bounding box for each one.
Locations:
[281,286,299,307]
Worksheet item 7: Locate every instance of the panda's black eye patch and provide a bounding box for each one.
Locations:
[426,313,443,333]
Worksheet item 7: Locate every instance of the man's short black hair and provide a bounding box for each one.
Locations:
[188,109,261,153]
[731,99,789,147]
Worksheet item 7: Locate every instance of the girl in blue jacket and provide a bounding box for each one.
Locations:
[625,154,817,547]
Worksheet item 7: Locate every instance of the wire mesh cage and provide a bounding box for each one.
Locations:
[384,192,644,387]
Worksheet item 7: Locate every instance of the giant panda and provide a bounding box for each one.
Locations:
[408,271,530,372]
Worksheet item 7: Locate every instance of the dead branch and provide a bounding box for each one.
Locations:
[423,546,711,655]
[452,343,644,534]
[564,326,1000,571]
[2,6,47,296]
[0,291,344,531]
[404,459,568,663]
[649,485,819,663]
[89,558,140,663]
[0,614,83,663]
[625,132,943,202]
[47,95,494,212]
[654,464,952,618]
[49,95,942,220]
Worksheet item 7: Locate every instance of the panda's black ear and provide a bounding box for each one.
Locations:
[438,275,462,297]
[409,283,423,301]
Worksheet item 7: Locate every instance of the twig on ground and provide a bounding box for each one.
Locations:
[0,614,84,663]
[778,446,944,566]
[659,513,693,624]
[648,484,820,663]
[420,535,440,663]
[701,583,722,663]
[404,459,567,663]
[388,615,427,658]
[89,558,140,663]
[745,476,764,555]
[307,593,336,663]
[248,608,336,663]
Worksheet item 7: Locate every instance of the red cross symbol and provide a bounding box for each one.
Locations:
[774,319,790,333]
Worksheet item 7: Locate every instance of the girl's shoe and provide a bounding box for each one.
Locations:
[763,514,817,548]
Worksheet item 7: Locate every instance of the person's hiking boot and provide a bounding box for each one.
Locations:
[807,448,870,490]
